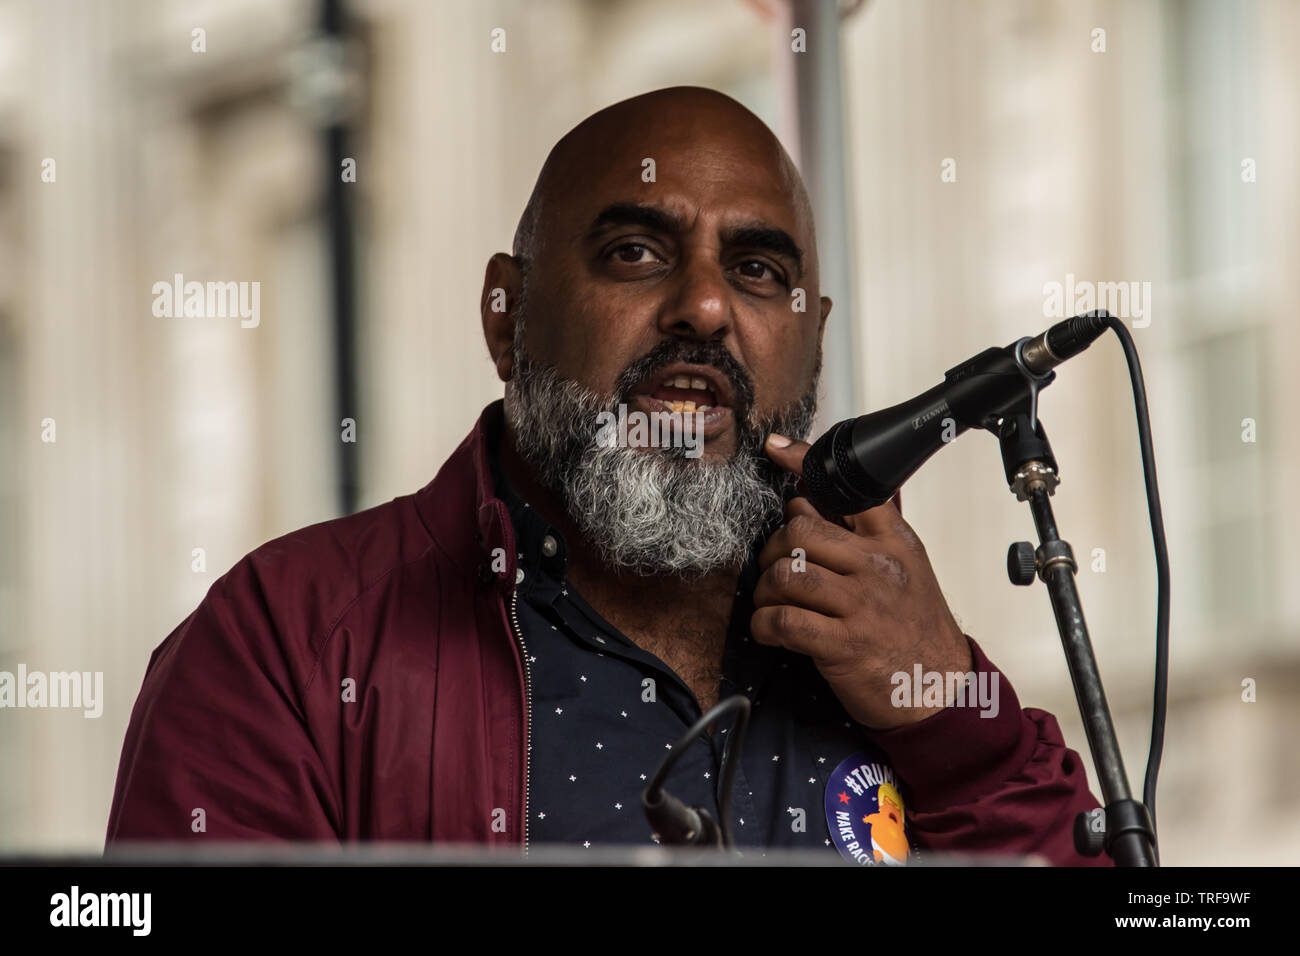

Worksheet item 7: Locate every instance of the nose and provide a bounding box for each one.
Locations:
[657,252,732,342]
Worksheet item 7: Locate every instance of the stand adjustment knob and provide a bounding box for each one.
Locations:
[1007,541,1037,586]
[1074,808,1106,856]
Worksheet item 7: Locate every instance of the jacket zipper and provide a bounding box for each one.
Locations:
[507,586,532,856]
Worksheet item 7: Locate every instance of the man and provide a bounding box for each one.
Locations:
[107,87,1109,865]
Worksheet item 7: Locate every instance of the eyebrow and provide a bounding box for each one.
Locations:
[585,202,805,279]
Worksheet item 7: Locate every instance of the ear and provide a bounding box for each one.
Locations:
[818,295,832,340]
[481,252,523,382]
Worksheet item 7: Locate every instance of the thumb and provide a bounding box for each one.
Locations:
[764,433,809,477]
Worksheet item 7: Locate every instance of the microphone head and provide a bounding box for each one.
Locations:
[799,443,838,509]
[802,421,889,517]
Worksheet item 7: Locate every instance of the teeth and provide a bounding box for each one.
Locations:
[698,405,712,412]
[672,374,692,389]
[671,401,685,412]
[690,376,708,390]
[682,401,696,412]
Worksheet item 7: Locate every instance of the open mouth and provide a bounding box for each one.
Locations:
[629,363,736,414]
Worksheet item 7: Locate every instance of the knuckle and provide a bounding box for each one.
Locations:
[786,514,818,540]
[894,519,925,553]
[800,566,822,592]
[751,607,775,641]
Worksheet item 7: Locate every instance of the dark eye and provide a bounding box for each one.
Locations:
[612,243,657,264]
[735,259,782,283]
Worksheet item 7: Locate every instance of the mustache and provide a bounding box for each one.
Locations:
[612,339,756,423]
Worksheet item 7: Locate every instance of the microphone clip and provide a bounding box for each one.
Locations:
[1007,336,1059,434]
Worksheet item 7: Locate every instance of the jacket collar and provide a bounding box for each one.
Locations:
[413,399,518,596]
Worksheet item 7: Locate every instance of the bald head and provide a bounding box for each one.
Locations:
[481,83,831,470]
[513,87,815,272]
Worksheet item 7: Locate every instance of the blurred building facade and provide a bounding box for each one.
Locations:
[0,0,1295,862]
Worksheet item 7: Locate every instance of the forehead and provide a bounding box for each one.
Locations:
[546,119,812,245]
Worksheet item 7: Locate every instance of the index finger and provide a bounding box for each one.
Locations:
[845,496,919,548]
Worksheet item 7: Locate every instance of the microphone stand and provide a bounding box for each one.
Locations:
[995,350,1157,867]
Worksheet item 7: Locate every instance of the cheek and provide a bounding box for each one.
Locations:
[524,286,603,370]
[752,329,819,405]
[564,286,668,385]
[538,302,646,393]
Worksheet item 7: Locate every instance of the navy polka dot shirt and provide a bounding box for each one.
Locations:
[492,453,903,856]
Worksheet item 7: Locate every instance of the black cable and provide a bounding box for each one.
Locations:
[643,695,751,849]
[1102,315,1170,860]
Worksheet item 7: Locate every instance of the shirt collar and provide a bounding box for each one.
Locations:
[488,443,571,585]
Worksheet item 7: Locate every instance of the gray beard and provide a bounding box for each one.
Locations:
[504,326,819,578]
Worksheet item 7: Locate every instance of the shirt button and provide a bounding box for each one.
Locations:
[515,567,525,585]
[541,534,558,558]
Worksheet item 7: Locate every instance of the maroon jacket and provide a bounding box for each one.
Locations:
[107,401,1110,864]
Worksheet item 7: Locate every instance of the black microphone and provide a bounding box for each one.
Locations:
[641,787,721,847]
[801,312,1110,516]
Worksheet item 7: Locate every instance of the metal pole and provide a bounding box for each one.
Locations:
[790,0,857,431]
[316,0,360,516]
[1021,484,1157,867]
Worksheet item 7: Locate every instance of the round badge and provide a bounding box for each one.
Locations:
[823,750,913,866]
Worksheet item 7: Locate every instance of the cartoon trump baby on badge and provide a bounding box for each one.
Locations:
[862,781,909,865]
